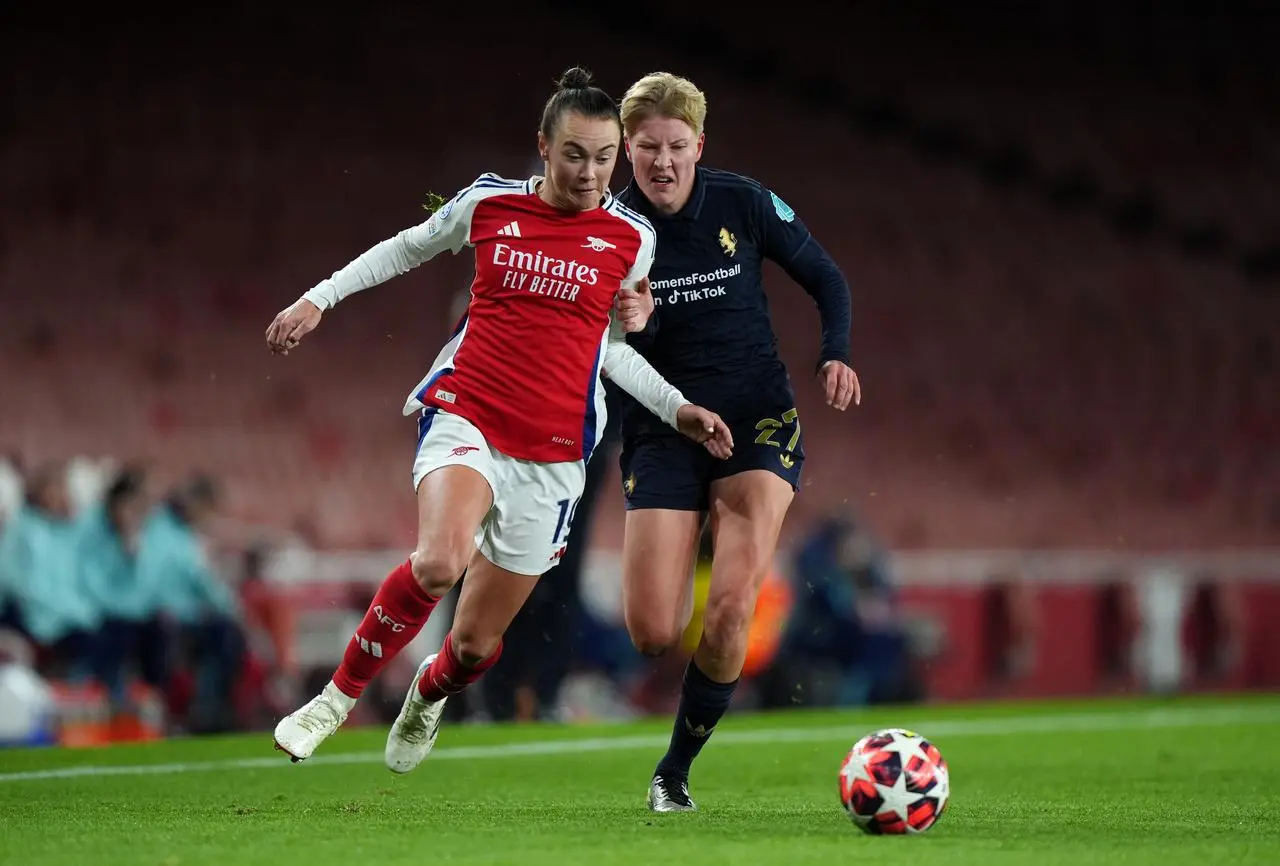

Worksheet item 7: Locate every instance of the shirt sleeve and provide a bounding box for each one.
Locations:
[755,186,853,369]
[603,316,689,429]
[300,176,488,311]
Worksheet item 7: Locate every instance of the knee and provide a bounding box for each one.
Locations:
[701,588,757,652]
[626,615,683,657]
[703,532,773,647]
[449,626,501,666]
[410,543,470,596]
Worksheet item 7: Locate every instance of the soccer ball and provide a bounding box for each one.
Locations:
[838,728,950,834]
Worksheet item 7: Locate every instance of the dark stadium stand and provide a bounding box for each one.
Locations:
[3,1,1277,550]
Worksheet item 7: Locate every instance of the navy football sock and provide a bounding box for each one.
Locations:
[655,658,738,779]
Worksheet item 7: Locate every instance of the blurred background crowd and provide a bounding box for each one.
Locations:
[2,0,1277,745]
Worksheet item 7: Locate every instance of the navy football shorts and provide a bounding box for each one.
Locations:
[619,406,805,511]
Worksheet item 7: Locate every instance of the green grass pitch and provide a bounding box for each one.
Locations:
[1,693,1277,866]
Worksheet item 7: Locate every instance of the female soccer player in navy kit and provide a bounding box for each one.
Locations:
[264,68,733,772]
[615,72,861,812]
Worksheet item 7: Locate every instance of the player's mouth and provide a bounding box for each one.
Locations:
[651,174,675,190]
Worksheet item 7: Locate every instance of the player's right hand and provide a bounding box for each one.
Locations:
[676,405,734,459]
[266,298,323,355]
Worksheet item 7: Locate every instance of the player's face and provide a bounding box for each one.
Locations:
[538,111,621,212]
[625,115,704,215]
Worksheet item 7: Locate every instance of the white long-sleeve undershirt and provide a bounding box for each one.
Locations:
[602,331,689,430]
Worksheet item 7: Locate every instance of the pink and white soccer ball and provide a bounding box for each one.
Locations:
[838,728,950,834]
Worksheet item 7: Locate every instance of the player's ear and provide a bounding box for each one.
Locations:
[694,132,705,162]
[537,130,549,162]
[623,136,633,163]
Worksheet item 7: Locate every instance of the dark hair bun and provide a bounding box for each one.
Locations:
[558,66,594,90]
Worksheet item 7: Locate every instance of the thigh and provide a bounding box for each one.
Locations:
[707,469,795,597]
[617,436,711,638]
[412,409,498,558]
[712,405,806,491]
[479,456,587,578]
[621,507,705,640]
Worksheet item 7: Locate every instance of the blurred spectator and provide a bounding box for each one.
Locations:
[136,473,245,732]
[76,466,167,710]
[0,462,103,679]
[764,511,917,708]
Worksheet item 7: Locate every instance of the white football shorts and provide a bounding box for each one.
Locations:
[411,409,587,576]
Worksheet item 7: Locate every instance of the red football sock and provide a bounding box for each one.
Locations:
[416,631,503,702]
[332,559,440,699]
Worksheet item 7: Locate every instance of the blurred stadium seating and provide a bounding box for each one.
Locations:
[3,1,1276,551]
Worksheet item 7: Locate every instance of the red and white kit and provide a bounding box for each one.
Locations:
[302,173,688,575]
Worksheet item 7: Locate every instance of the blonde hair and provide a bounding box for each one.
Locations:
[620,72,707,138]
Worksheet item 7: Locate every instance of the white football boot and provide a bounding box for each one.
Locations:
[385,653,449,774]
[273,682,355,762]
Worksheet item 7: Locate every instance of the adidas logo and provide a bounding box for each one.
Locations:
[684,719,713,738]
[497,221,522,238]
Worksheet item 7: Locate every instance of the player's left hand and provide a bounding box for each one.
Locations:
[819,360,861,410]
[615,277,655,333]
[675,404,734,459]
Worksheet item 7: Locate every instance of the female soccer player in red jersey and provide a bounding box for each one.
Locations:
[265,68,733,771]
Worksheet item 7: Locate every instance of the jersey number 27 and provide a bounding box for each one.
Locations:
[754,408,801,469]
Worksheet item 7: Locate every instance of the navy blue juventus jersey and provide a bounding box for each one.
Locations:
[616,167,851,437]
